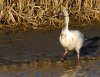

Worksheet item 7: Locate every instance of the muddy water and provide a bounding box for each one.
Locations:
[0,24,100,77]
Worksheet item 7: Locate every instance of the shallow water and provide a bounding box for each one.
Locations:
[0,59,99,77]
[0,24,100,77]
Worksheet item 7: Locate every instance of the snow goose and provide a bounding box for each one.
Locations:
[59,8,84,62]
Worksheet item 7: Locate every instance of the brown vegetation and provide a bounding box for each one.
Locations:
[0,0,100,30]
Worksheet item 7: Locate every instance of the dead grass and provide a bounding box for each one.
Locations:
[0,0,100,30]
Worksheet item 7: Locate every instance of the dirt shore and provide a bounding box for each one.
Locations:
[0,23,100,77]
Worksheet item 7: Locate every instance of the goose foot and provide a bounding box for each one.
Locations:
[60,57,65,63]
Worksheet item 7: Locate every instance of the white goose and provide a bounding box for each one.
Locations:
[59,8,84,62]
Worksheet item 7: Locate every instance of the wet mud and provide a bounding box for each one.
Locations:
[0,24,100,77]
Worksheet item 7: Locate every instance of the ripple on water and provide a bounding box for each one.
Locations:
[0,59,99,77]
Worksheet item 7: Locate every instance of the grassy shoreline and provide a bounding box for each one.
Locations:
[0,0,100,30]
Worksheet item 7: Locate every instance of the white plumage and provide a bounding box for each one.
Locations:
[59,8,84,61]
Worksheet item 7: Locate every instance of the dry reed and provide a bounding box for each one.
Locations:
[0,0,100,30]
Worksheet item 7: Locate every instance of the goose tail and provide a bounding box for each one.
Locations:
[84,36,88,41]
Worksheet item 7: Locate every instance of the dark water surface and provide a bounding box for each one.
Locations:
[0,24,100,77]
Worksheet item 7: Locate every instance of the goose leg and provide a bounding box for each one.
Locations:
[61,49,68,62]
[76,50,80,64]
[77,52,80,61]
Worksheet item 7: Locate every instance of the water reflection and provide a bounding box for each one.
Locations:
[0,60,99,77]
[59,60,99,77]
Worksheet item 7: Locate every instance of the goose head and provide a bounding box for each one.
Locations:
[62,7,69,18]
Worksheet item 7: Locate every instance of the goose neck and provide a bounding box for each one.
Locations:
[64,16,69,30]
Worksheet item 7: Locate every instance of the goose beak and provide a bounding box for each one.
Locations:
[52,11,65,18]
[52,10,70,18]
[59,11,65,17]
[56,11,66,18]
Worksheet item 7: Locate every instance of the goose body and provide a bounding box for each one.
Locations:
[60,29,84,51]
[59,8,84,61]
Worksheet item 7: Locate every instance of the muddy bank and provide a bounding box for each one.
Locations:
[0,25,100,63]
[0,24,100,63]
[0,24,99,77]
